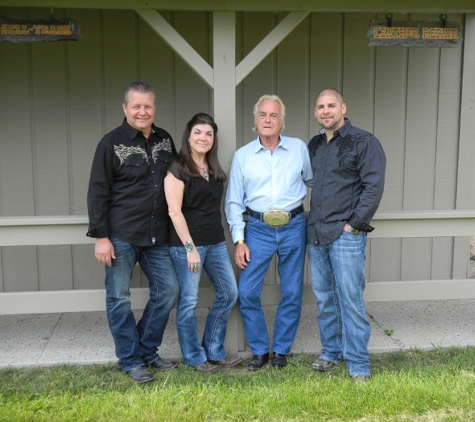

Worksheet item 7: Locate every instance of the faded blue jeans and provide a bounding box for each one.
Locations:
[170,241,238,366]
[238,213,306,356]
[105,237,179,373]
[308,230,371,376]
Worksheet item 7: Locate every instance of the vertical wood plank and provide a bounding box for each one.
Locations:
[275,12,309,141]
[0,6,35,217]
[454,14,475,279]
[138,11,176,141]
[3,247,38,292]
[173,11,211,150]
[102,10,138,133]
[342,13,376,131]
[38,245,73,290]
[29,12,70,215]
[66,9,104,216]
[308,13,344,138]
[239,12,276,148]
[72,245,104,290]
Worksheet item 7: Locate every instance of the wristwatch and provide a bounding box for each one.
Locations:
[234,240,244,246]
[346,224,359,234]
[185,241,194,252]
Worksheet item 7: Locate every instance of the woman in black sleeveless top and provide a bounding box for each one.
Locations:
[164,113,241,372]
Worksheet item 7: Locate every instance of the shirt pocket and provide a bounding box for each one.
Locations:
[339,151,358,172]
[123,154,149,180]
[156,150,173,165]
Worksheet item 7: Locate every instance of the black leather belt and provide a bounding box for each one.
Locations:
[246,204,304,222]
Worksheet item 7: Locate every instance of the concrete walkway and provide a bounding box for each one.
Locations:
[1,300,475,368]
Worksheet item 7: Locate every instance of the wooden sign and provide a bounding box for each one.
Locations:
[367,20,463,47]
[0,17,81,43]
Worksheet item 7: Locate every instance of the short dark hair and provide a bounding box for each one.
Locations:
[123,81,156,105]
[315,88,344,105]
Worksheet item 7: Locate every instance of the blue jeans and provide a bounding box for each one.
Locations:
[170,241,238,366]
[238,213,306,356]
[105,237,179,373]
[308,230,370,376]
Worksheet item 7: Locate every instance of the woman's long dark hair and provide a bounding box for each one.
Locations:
[175,113,227,183]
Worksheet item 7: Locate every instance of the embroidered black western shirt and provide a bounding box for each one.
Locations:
[307,118,386,247]
[87,118,177,246]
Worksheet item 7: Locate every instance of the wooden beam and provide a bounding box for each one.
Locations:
[1,1,474,13]
[212,11,237,169]
[235,12,309,86]
[2,278,475,316]
[136,10,214,88]
[0,216,93,246]
[0,287,212,315]
[456,14,475,211]
[1,211,475,246]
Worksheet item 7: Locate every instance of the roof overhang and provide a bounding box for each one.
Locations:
[0,0,474,13]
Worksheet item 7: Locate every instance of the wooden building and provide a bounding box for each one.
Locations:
[1,1,475,352]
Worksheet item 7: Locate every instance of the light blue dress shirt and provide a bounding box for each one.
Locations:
[225,135,313,243]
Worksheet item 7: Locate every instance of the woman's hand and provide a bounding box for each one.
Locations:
[187,249,201,272]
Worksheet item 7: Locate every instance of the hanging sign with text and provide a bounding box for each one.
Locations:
[0,17,81,43]
[367,21,463,47]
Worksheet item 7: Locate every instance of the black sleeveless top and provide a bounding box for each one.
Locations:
[167,160,225,247]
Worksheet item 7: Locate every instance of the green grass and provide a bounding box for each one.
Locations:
[1,347,475,421]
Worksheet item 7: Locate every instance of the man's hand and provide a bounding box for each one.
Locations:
[95,238,115,267]
[234,242,251,270]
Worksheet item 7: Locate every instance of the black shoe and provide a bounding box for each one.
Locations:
[149,358,177,371]
[126,365,154,384]
[312,358,336,372]
[248,353,269,371]
[208,356,243,368]
[272,353,287,369]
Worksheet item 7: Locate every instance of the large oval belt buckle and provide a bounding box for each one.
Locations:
[263,209,290,227]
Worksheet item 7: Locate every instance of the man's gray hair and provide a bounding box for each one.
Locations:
[252,94,286,132]
[123,81,156,105]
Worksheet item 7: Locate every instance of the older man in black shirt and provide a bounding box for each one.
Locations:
[307,88,386,382]
[87,81,179,383]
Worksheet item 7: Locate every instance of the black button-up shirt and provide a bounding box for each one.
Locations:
[307,118,386,247]
[87,119,177,246]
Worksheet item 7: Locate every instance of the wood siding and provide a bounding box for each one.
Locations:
[0,8,470,293]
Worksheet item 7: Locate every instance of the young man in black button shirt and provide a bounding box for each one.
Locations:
[307,88,386,382]
[87,81,179,383]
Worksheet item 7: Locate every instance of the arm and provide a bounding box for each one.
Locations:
[224,153,251,269]
[348,136,386,232]
[164,172,201,272]
[87,141,114,239]
[302,141,314,188]
[87,140,115,265]
[224,153,247,243]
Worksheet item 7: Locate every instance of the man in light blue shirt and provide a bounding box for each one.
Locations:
[225,94,313,370]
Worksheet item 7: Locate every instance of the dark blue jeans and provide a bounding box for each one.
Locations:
[105,237,179,372]
[238,213,306,355]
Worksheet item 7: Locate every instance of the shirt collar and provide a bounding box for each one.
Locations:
[319,118,352,140]
[121,118,156,141]
[253,135,287,153]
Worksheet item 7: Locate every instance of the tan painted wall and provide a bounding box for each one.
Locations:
[0,8,470,293]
